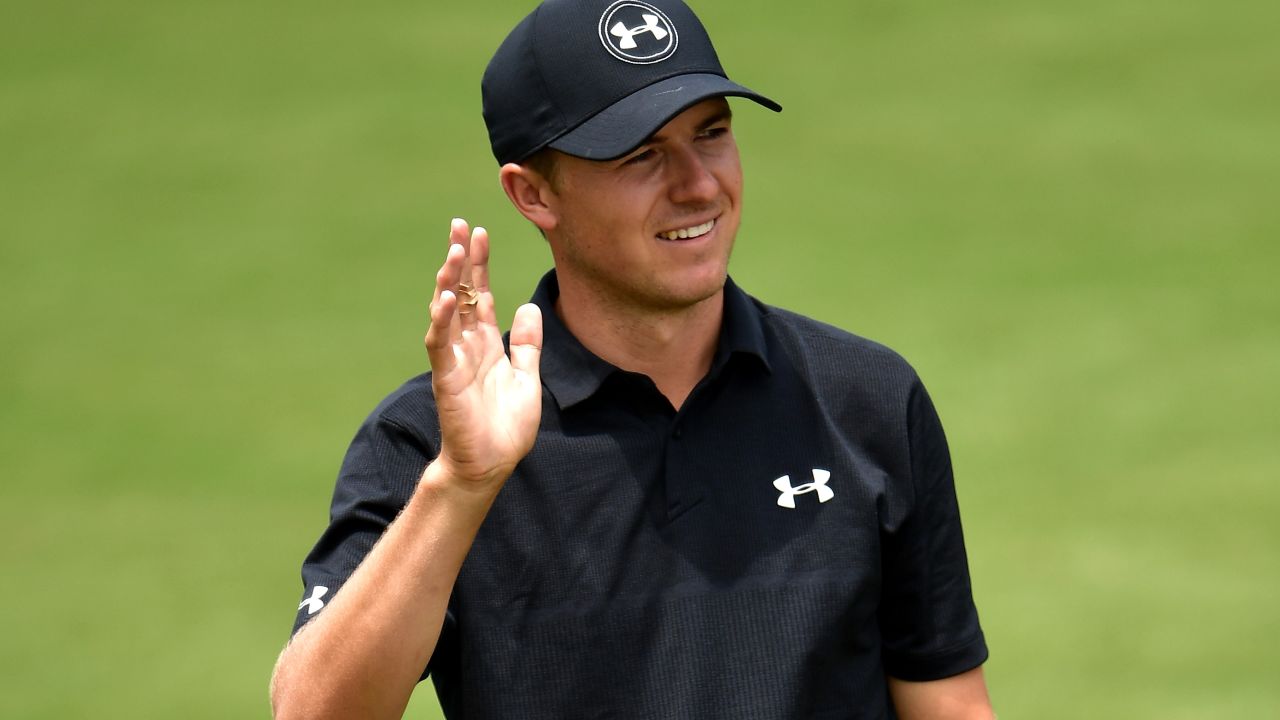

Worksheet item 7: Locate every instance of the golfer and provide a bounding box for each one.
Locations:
[272,0,994,717]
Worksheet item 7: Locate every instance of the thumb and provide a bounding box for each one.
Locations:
[508,303,543,377]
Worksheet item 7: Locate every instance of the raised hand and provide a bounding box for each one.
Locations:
[424,218,543,490]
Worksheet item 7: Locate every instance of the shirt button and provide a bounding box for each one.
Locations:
[672,425,683,439]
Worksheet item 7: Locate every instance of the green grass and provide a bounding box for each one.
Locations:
[2,0,1277,717]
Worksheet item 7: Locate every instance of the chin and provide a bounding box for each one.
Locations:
[653,268,729,309]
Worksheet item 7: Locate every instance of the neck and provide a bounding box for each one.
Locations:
[555,280,724,410]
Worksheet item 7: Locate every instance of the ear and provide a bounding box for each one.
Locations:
[499,163,558,232]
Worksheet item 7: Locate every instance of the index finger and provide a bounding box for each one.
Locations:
[468,227,498,326]
[469,226,491,295]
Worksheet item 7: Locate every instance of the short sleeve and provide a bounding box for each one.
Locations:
[289,409,437,638]
[879,378,988,681]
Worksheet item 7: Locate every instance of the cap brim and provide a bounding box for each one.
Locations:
[547,73,781,161]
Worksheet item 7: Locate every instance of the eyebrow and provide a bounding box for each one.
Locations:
[694,107,734,132]
[644,106,734,146]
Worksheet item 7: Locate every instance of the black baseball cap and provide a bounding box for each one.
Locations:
[482,0,781,165]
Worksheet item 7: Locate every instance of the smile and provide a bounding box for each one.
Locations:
[659,218,715,241]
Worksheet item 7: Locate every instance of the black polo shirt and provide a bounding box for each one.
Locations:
[293,271,987,719]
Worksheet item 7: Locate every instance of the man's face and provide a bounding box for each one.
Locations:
[544,98,743,312]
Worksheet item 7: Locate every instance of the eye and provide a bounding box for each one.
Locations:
[697,125,729,141]
[622,148,656,165]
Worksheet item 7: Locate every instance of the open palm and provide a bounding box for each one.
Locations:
[424,219,543,488]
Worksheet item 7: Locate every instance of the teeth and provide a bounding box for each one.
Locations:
[661,219,715,241]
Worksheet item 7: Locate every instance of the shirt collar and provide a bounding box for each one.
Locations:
[531,270,772,410]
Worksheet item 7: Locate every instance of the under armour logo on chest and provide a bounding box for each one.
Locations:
[774,469,834,509]
[610,14,668,49]
[298,585,329,615]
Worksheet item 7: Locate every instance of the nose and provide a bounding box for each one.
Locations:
[666,146,719,205]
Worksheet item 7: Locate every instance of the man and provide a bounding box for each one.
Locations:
[271,0,993,718]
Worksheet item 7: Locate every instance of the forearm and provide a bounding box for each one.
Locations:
[888,666,995,720]
[270,461,502,720]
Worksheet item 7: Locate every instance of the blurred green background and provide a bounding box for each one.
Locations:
[2,0,1277,717]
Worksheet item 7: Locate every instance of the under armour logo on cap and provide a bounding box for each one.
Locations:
[611,12,667,49]
[599,0,678,64]
[774,469,834,509]
[298,585,329,615]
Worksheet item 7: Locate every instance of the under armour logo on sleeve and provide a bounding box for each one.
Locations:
[298,585,329,615]
[774,469,834,509]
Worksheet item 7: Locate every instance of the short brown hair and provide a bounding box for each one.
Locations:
[522,148,561,192]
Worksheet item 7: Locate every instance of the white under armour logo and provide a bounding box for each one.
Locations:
[298,585,329,615]
[774,469,834,509]
[610,14,668,50]
[598,1,678,65]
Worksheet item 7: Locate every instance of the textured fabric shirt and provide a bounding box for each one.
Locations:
[292,271,987,719]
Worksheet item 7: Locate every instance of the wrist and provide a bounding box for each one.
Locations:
[418,456,511,503]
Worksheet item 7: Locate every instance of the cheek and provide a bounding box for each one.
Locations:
[559,196,610,236]
[714,162,743,203]
[577,185,649,231]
